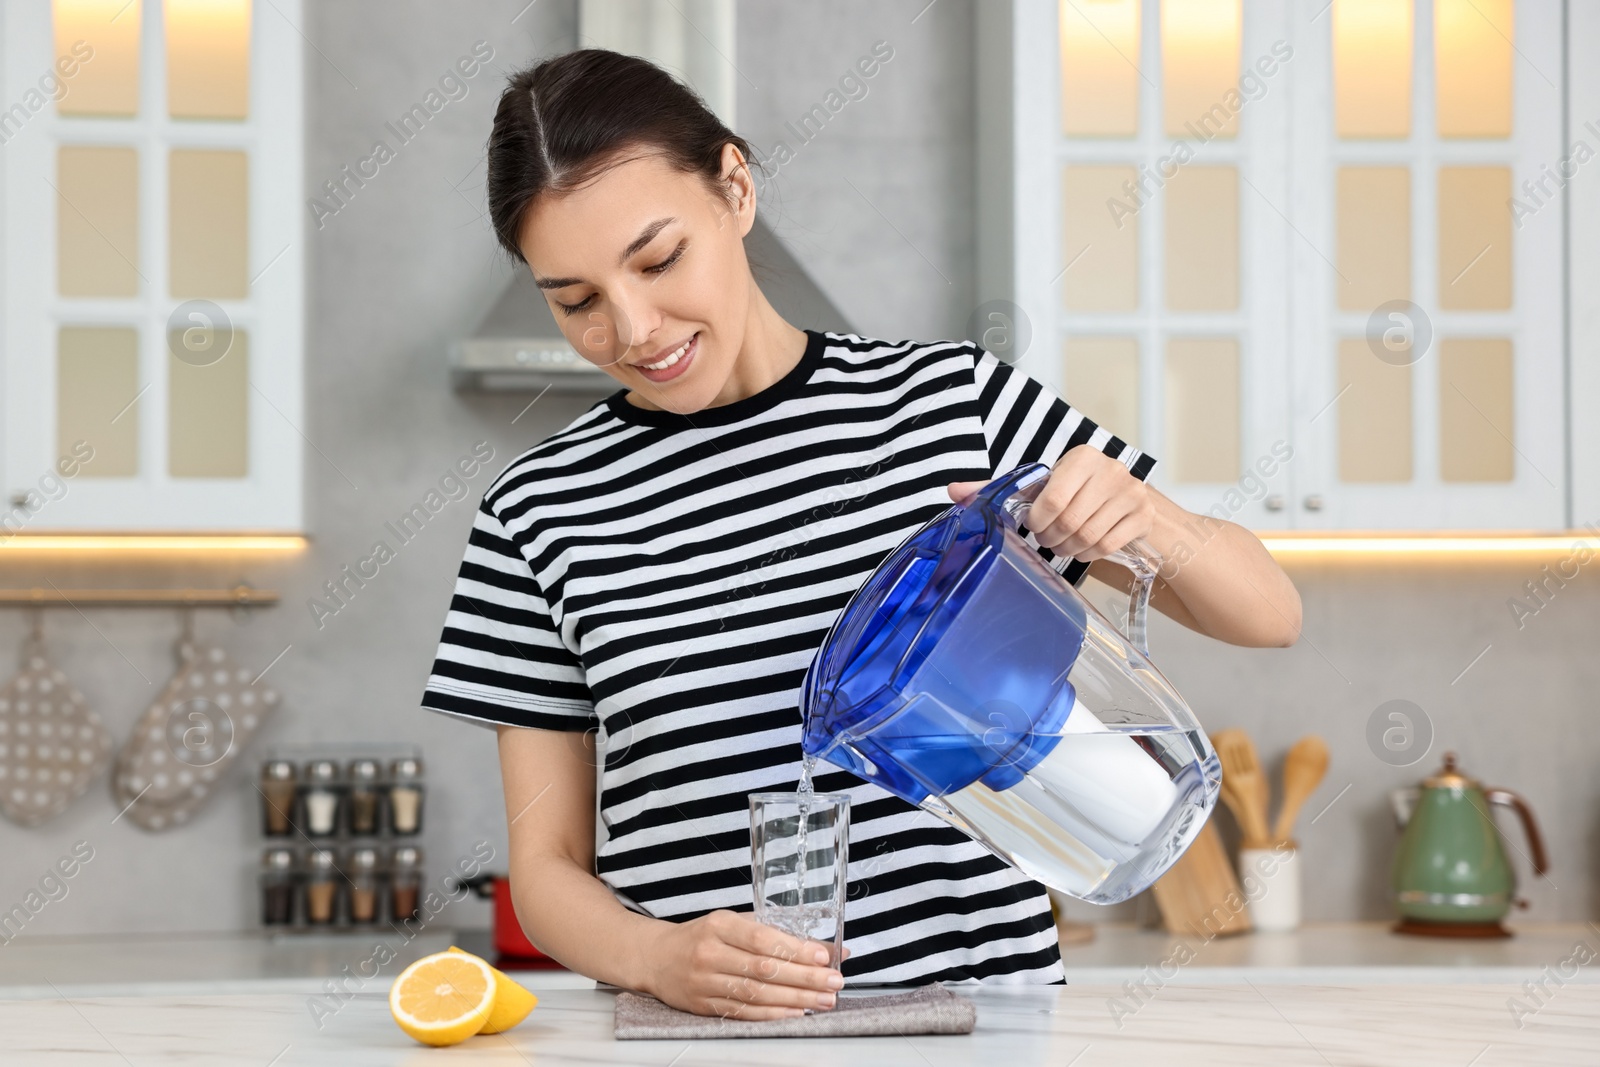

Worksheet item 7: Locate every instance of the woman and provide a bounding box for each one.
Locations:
[422,49,1301,1020]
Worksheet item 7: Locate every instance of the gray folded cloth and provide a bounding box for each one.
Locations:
[613,984,976,1040]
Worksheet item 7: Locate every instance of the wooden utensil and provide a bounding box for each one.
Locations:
[1212,729,1273,848]
[1149,819,1252,937]
[1217,774,1263,846]
[1271,735,1330,842]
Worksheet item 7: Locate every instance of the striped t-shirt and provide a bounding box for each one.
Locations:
[421,329,1156,985]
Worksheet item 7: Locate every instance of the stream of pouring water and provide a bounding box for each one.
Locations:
[794,754,816,913]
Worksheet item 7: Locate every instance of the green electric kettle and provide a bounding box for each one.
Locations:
[1390,751,1549,938]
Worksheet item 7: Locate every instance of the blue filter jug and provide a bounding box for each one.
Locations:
[800,462,1220,904]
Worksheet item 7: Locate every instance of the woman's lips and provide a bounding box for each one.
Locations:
[634,333,698,383]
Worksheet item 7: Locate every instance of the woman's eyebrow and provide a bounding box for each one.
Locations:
[533,216,677,290]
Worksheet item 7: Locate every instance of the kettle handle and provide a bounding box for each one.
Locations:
[974,462,1166,657]
[1485,788,1551,877]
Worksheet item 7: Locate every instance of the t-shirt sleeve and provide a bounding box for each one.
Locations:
[971,347,1158,586]
[420,498,597,731]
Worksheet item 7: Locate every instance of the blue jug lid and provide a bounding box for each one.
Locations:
[800,464,1085,803]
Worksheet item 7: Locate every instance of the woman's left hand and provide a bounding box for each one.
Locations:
[947,445,1155,562]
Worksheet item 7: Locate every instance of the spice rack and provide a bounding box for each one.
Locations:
[256,743,428,933]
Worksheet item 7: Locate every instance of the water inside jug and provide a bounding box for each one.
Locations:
[799,463,1220,904]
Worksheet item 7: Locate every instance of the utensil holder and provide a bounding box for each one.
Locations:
[1240,842,1300,932]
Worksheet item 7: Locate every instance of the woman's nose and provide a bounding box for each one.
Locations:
[608,292,665,361]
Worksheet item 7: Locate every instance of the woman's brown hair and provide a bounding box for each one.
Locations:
[486,48,761,266]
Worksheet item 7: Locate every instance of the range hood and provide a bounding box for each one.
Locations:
[449,216,854,392]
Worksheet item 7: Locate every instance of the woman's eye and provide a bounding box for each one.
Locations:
[554,246,681,315]
[645,246,684,274]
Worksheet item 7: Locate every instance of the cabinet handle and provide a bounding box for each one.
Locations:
[1303,494,1324,512]
[1264,494,1284,512]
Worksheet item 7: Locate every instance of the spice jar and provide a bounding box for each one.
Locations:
[300,760,343,838]
[346,846,380,925]
[260,847,296,925]
[387,757,425,836]
[259,760,298,836]
[389,845,423,924]
[346,759,382,836]
[304,848,342,925]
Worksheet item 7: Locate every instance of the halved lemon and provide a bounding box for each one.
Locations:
[389,951,497,1046]
[448,945,538,1034]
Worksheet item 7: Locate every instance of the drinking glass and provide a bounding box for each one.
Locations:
[749,791,850,970]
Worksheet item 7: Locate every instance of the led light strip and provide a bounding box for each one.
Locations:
[1257,534,1597,556]
[0,536,308,552]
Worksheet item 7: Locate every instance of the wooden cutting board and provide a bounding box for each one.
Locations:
[1149,819,1252,938]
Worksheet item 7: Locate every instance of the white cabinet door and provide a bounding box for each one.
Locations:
[1006,0,1297,532]
[993,0,1569,534]
[1286,0,1566,531]
[0,0,304,534]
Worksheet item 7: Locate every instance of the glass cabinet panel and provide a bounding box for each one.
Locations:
[1436,0,1513,138]
[57,146,140,297]
[1164,338,1239,483]
[57,326,139,476]
[169,330,249,477]
[53,0,142,117]
[1437,166,1512,310]
[1060,0,1140,137]
[1439,339,1514,482]
[1337,339,1412,484]
[169,149,250,299]
[1336,166,1410,312]
[1164,165,1238,311]
[1161,0,1241,138]
[1333,0,1412,139]
[166,0,251,120]
[1062,165,1140,311]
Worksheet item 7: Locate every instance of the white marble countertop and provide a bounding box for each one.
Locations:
[1059,920,1600,984]
[5,924,1599,1064]
[3,981,1596,1065]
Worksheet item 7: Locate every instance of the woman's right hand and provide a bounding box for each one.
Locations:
[640,910,846,1020]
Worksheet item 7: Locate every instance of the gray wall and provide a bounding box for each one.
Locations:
[1,0,1592,943]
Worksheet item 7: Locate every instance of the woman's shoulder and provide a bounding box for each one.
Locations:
[814,329,984,361]
[478,399,632,516]
[811,330,995,383]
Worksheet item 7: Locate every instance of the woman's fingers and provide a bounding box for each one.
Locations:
[1026,448,1099,532]
[1048,492,1136,559]
[947,479,989,503]
[723,913,833,968]
[716,966,839,1011]
[701,937,841,997]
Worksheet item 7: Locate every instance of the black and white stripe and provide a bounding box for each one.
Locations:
[422,329,1155,984]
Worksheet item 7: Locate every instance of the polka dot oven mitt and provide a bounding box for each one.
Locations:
[112,640,279,831]
[0,638,114,827]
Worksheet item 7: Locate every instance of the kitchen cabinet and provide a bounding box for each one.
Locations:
[981,0,1572,532]
[0,0,304,532]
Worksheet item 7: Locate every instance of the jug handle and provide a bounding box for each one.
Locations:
[1485,788,1550,877]
[1095,538,1162,658]
[975,462,1167,657]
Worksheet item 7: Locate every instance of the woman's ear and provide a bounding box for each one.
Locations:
[719,141,758,238]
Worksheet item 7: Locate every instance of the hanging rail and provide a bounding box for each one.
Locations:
[0,585,278,606]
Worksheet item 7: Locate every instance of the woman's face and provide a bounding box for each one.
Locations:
[518,144,756,412]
